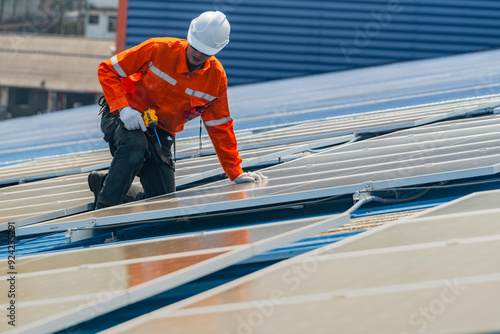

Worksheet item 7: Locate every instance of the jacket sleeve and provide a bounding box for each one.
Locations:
[203,73,244,181]
[97,39,157,113]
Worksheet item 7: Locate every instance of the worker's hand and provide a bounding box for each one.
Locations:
[233,171,268,184]
[120,106,147,131]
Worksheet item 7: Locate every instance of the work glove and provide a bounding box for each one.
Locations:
[120,106,147,131]
[233,171,268,184]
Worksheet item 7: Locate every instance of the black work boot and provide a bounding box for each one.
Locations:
[88,171,108,209]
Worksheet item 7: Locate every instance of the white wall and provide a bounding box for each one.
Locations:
[87,0,118,10]
[84,0,118,39]
[85,9,117,39]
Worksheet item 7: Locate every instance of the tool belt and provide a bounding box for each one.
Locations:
[98,96,175,171]
[148,130,175,172]
[97,95,109,115]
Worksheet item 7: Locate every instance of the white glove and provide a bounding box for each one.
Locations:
[120,106,146,131]
[234,171,268,184]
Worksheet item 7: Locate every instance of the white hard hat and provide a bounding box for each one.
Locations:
[187,11,230,56]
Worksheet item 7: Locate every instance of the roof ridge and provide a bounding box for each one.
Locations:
[0,47,111,59]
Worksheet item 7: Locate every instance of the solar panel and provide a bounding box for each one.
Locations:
[2,94,498,185]
[18,113,500,238]
[3,45,500,166]
[0,132,355,234]
[0,123,349,187]
[104,189,500,334]
[3,95,497,187]
[0,213,348,333]
[6,96,492,232]
[0,105,105,165]
[414,190,500,219]
[176,134,355,186]
[171,95,500,159]
[0,151,112,186]
[13,92,490,231]
[2,46,500,334]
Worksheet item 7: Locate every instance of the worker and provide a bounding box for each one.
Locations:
[89,11,266,209]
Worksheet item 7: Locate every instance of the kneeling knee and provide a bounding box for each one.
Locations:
[129,141,148,164]
[118,133,148,165]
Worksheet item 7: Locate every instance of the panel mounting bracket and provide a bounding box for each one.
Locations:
[64,219,98,243]
[353,182,374,201]
[350,182,376,215]
[86,219,96,228]
[362,181,373,192]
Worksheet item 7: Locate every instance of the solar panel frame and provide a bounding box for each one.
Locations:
[16,114,500,238]
[10,96,493,232]
[2,96,498,186]
[0,213,348,334]
[0,133,355,233]
[102,190,500,334]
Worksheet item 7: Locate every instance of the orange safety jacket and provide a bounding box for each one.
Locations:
[98,37,243,181]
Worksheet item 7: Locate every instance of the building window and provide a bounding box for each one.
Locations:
[108,16,117,32]
[15,88,30,106]
[88,15,99,24]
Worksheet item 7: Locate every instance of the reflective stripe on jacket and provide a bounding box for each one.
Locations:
[98,37,243,181]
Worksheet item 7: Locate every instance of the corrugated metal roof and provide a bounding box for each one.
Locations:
[0,33,115,92]
[124,0,500,85]
[2,47,500,166]
[3,44,500,332]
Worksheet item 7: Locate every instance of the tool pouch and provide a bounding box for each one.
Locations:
[98,96,116,143]
[147,129,175,171]
[183,107,203,121]
[97,96,109,115]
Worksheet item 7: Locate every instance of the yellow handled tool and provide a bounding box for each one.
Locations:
[142,108,162,148]
[142,108,158,128]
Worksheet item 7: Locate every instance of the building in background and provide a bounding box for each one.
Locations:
[3,0,500,116]
[0,34,114,119]
[117,0,500,86]
[0,0,118,118]
[0,0,118,38]
[0,0,59,33]
[85,0,118,39]
[0,0,76,34]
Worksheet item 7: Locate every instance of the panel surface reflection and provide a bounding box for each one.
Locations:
[0,216,332,330]
[27,115,500,232]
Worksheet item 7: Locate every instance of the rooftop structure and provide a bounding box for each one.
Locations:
[1,47,500,333]
[0,33,115,118]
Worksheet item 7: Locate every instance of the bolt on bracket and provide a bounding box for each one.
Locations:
[86,219,96,228]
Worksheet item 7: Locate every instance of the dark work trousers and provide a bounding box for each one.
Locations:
[97,110,175,209]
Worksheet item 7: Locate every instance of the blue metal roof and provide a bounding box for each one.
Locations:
[2,48,500,167]
[3,46,500,333]
[124,0,500,85]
